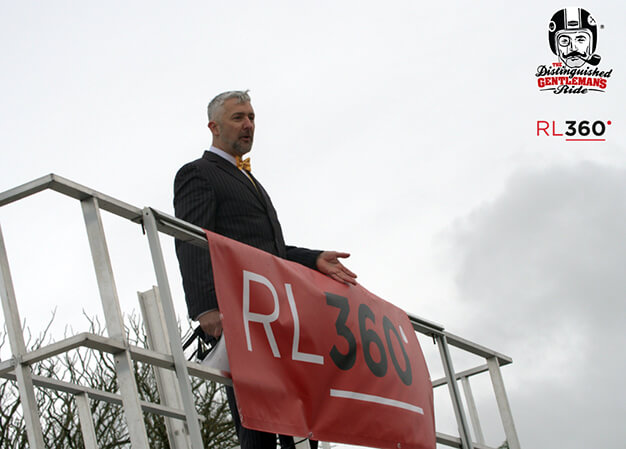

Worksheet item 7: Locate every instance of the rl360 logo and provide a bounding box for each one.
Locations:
[536,7,613,94]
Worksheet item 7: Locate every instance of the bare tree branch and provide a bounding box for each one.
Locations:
[0,312,237,448]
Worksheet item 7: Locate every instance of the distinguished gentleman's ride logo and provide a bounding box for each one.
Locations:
[536,7,613,94]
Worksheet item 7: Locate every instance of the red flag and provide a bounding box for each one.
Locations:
[206,230,435,449]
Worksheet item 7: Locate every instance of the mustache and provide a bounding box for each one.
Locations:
[564,50,587,59]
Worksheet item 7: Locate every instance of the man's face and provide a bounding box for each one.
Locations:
[556,29,592,68]
[210,98,255,157]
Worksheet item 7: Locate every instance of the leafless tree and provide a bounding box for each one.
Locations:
[0,313,236,448]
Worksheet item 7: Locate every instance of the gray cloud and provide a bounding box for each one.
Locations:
[447,162,626,448]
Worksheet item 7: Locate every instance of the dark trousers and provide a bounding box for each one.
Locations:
[225,386,318,449]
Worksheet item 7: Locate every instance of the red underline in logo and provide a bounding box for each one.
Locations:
[566,138,606,142]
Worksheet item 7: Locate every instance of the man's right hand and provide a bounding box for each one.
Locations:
[198,309,223,338]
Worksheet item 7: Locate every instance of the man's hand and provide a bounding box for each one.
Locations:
[198,309,223,338]
[316,251,357,285]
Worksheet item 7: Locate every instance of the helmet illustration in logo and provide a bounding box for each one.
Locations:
[548,7,601,68]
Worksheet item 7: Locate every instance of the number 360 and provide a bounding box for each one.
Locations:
[325,292,412,386]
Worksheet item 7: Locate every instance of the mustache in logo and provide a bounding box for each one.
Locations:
[564,50,587,59]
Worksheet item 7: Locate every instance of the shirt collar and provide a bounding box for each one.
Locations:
[208,146,237,166]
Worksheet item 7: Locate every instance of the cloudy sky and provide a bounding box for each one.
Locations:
[0,1,624,448]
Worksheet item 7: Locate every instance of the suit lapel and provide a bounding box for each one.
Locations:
[248,172,287,257]
[248,172,271,206]
[202,151,287,258]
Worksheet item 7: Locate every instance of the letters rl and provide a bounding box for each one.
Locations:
[537,120,563,136]
[242,270,324,365]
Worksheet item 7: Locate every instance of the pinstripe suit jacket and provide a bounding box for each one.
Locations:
[174,150,321,319]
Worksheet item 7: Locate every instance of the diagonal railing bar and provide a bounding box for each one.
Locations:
[0,371,191,420]
[0,173,142,222]
[2,331,230,384]
[147,207,514,366]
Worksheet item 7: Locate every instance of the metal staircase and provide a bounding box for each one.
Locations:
[0,174,520,449]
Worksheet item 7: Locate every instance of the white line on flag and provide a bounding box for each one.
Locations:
[329,388,424,415]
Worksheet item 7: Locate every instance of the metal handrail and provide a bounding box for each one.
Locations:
[0,174,520,449]
[0,175,515,365]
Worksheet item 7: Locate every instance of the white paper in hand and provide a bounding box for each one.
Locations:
[200,335,230,374]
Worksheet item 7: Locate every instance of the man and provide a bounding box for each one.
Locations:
[174,90,356,449]
[556,29,592,68]
[548,7,601,68]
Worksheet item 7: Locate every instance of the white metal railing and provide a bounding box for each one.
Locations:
[0,174,520,449]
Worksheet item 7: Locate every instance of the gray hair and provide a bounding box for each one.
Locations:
[207,90,251,121]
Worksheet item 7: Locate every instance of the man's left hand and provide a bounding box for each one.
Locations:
[316,251,357,285]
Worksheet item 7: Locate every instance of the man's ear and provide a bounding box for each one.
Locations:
[208,120,219,136]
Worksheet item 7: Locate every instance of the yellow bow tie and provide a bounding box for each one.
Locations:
[235,156,251,172]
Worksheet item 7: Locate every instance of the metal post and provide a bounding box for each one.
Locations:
[461,376,485,445]
[81,197,150,448]
[0,224,46,449]
[138,287,192,449]
[487,357,521,449]
[436,335,474,449]
[294,439,312,448]
[76,393,98,449]
[141,208,205,448]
